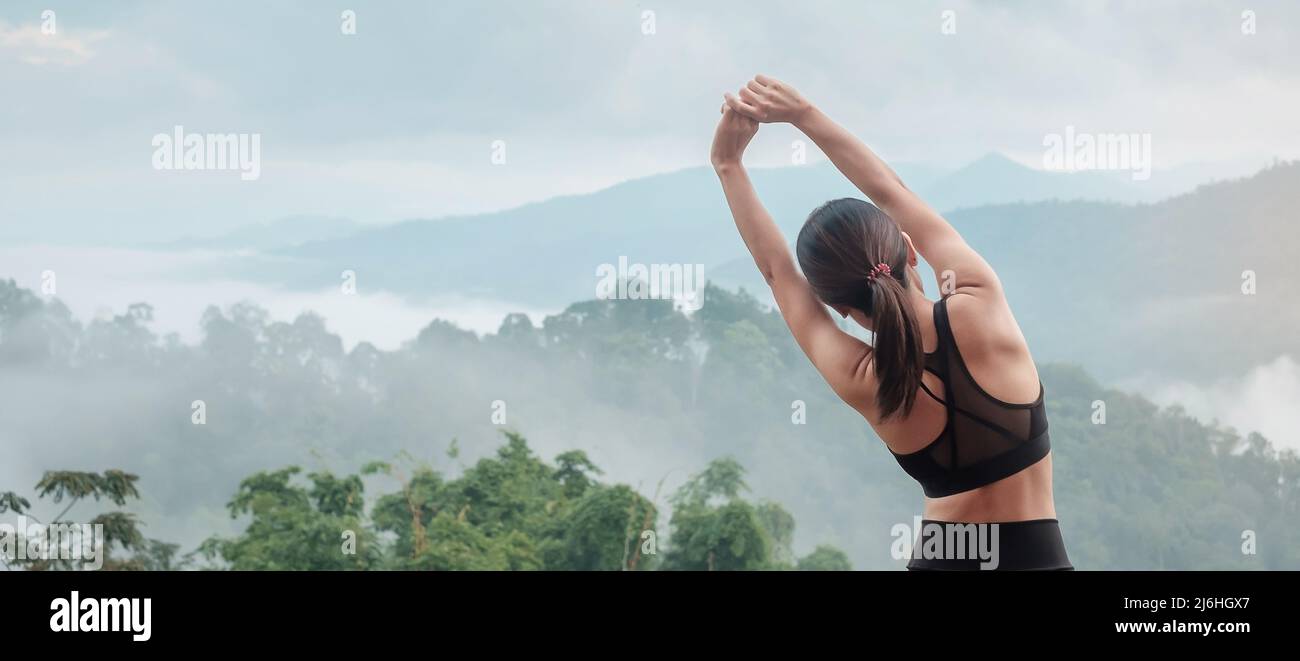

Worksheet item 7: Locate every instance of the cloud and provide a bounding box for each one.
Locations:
[3,1,1300,242]
[0,244,557,349]
[1128,355,1300,453]
[0,20,108,66]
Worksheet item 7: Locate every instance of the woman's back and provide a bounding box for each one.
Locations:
[867,292,1056,522]
[711,74,1068,567]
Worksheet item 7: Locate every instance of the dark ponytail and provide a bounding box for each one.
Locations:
[863,263,924,419]
[796,198,924,421]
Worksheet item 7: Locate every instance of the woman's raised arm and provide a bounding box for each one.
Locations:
[710,107,875,410]
[726,76,1001,297]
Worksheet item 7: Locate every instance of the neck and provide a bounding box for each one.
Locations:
[905,282,939,351]
[905,271,934,306]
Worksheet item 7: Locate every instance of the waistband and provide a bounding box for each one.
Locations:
[905,518,1073,571]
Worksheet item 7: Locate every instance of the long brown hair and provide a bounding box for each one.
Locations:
[796,198,924,420]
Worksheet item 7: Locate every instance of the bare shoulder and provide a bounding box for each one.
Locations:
[943,290,1040,401]
[943,291,1024,351]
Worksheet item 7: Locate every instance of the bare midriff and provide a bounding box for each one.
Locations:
[922,453,1056,522]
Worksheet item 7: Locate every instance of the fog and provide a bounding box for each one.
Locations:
[0,244,558,348]
[1120,355,1300,454]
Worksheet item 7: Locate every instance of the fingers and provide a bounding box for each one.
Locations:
[716,102,758,133]
[755,73,778,87]
[738,87,770,120]
[724,92,763,120]
[723,108,757,131]
[746,79,766,94]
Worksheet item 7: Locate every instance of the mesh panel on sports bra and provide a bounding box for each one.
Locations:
[894,297,1049,497]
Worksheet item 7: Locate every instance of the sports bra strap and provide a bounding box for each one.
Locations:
[918,375,946,406]
[891,296,1052,498]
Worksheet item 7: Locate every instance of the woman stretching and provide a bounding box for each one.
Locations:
[712,76,1070,570]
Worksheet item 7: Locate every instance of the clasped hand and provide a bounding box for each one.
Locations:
[710,75,813,168]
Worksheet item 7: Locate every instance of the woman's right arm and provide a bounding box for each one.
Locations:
[726,76,1001,297]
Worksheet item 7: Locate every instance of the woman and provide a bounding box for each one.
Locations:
[711,75,1070,570]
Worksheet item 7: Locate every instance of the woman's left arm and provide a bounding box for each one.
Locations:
[710,108,874,405]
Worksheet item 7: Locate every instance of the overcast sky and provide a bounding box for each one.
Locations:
[3,0,1298,243]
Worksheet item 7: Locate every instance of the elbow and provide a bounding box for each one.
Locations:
[713,160,741,177]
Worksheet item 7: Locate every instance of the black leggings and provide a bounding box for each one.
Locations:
[906,518,1073,571]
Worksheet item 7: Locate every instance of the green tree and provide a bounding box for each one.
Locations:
[797,545,853,571]
[200,467,378,570]
[0,470,170,571]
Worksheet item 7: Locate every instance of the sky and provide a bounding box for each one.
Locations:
[2,0,1299,244]
[3,2,1300,556]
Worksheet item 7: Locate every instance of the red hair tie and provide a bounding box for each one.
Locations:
[867,262,892,283]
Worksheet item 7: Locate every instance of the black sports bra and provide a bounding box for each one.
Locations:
[890,297,1050,498]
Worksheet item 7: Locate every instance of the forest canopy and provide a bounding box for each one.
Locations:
[1,279,1295,569]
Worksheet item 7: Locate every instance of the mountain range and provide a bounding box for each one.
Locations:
[208,153,1199,297]
[173,153,1297,383]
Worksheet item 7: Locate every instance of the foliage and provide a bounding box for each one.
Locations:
[0,470,172,571]
[2,277,1297,569]
[189,432,841,570]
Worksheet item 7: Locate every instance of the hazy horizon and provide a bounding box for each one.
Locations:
[4,1,1298,576]
[4,1,1299,243]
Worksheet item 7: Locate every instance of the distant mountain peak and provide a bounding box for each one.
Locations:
[959,152,1032,173]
